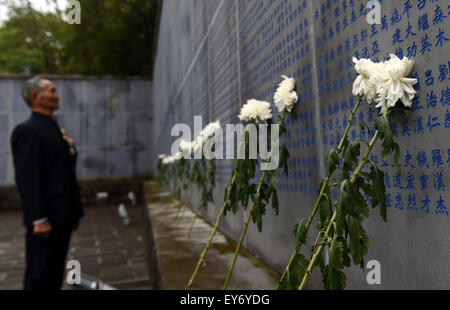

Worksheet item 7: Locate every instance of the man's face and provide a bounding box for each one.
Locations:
[31,80,59,111]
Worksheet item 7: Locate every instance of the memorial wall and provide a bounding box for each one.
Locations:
[152,0,450,289]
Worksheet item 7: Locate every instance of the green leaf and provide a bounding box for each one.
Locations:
[347,215,370,268]
[393,142,401,173]
[278,253,309,290]
[336,180,351,236]
[370,164,387,222]
[340,136,349,153]
[238,184,257,202]
[280,121,287,136]
[251,197,265,232]
[318,255,328,289]
[328,236,344,269]
[318,179,332,231]
[359,121,370,133]
[375,113,401,173]
[295,220,308,252]
[375,114,393,157]
[325,148,339,177]
[359,162,387,222]
[343,140,361,178]
[271,188,279,215]
[325,265,347,290]
[280,145,289,176]
[260,183,272,203]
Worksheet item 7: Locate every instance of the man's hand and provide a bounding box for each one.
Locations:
[33,220,52,238]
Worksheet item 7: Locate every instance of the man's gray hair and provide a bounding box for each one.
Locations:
[22,76,46,107]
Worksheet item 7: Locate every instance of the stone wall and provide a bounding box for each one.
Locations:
[0,76,153,185]
[152,0,450,289]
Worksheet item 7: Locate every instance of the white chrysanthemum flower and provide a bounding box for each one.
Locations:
[373,54,417,114]
[162,156,176,165]
[274,75,298,113]
[179,140,193,153]
[158,154,166,159]
[193,136,204,153]
[238,99,273,122]
[201,121,221,140]
[173,151,182,160]
[352,57,383,103]
[353,54,417,114]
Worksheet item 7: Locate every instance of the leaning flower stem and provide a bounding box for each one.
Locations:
[298,115,383,290]
[223,111,287,290]
[223,170,267,290]
[187,160,211,237]
[175,180,194,228]
[187,172,238,288]
[276,95,363,289]
[186,204,201,238]
[175,205,187,227]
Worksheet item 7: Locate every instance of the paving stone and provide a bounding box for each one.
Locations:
[0,206,152,290]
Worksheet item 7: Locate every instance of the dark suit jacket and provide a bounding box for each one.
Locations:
[11,111,84,227]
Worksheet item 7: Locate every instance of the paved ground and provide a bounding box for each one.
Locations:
[0,205,152,290]
[144,182,280,290]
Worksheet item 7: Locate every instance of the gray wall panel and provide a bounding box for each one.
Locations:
[0,115,9,150]
[1,77,153,185]
[0,151,6,182]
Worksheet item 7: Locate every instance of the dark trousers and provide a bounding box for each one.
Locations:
[24,223,73,290]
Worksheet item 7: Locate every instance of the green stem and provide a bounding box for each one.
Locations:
[224,110,288,290]
[175,184,194,227]
[173,201,184,218]
[187,204,201,238]
[175,206,187,227]
[298,126,381,290]
[187,172,238,288]
[187,160,211,237]
[223,170,268,290]
[276,95,363,289]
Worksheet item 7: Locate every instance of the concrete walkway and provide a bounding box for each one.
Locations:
[144,182,280,290]
[0,205,152,290]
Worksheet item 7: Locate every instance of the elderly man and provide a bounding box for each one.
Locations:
[11,76,84,290]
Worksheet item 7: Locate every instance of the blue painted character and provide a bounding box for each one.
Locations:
[417,14,429,31]
[444,110,450,128]
[420,35,432,55]
[395,193,405,211]
[432,149,443,168]
[433,172,445,192]
[386,193,393,208]
[407,42,418,58]
[435,28,449,47]
[406,173,416,190]
[414,116,425,134]
[438,65,448,82]
[417,0,426,11]
[404,151,416,168]
[393,173,404,189]
[425,70,434,87]
[435,196,448,216]
[403,0,413,18]
[393,29,404,44]
[405,21,417,39]
[391,8,402,25]
[401,120,411,136]
[420,173,430,191]
[433,5,447,25]
[421,194,430,214]
[427,114,441,132]
[407,194,417,210]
